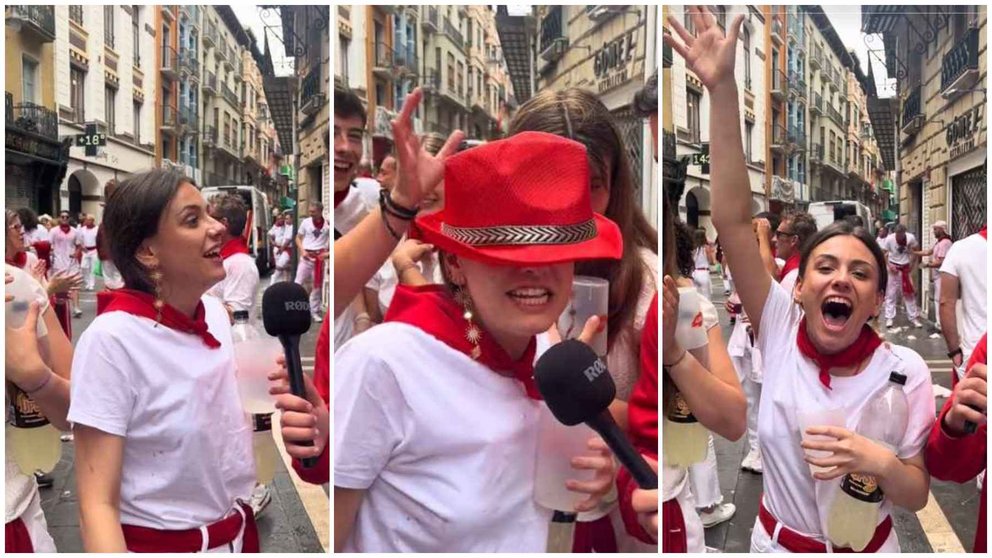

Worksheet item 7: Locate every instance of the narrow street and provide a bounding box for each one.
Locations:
[703,273,981,553]
[38,276,328,553]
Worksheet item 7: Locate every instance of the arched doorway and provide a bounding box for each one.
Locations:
[685,185,711,232]
[67,168,100,220]
[68,174,82,217]
[686,191,699,229]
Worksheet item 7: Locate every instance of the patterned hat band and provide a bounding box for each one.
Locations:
[441,218,597,246]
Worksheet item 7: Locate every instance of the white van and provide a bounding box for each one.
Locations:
[807,201,875,236]
[200,186,272,276]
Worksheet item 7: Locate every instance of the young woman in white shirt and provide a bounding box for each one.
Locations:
[66,169,259,552]
[335,131,620,552]
[667,8,933,552]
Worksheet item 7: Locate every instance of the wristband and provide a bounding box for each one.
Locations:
[947,347,963,360]
[380,209,404,241]
[663,349,689,368]
[379,189,418,220]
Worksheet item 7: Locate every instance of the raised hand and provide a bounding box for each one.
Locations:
[664,6,745,93]
[390,88,465,210]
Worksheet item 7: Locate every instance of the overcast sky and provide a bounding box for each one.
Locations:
[237,6,293,77]
[820,5,896,97]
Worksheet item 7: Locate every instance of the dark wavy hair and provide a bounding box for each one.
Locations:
[102,169,195,294]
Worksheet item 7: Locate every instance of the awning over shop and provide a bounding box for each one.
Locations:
[495,6,533,103]
[865,96,899,171]
[263,76,297,157]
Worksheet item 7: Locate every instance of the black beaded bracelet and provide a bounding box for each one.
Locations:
[379,188,418,221]
[380,208,403,241]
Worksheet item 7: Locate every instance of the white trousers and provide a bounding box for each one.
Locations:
[80,250,98,290]
[670,478,706,553]
[294,258,323,316]
[883,267,918,321]
[749,513,900,553]
[692,269,712,301]
[738,362,762,454]
[12,489,57,552]
[932,270,943,327]
[688,434,723,509]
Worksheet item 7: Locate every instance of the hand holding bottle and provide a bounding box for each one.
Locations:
[944,362,987,435]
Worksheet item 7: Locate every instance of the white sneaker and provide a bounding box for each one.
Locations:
[911,319,923,328]
[741,449,763,474]
[698,502,736,528]
[72,308,83,318]
[313,314,323,323]
[885,319,894,329]
[250,483,272,516]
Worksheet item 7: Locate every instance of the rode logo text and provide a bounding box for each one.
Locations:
[284,301,310,312]
[583,359,608,382]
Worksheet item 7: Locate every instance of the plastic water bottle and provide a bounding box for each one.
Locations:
[231,311,280,484]
[826,372,908,551]
[231,311,279,414]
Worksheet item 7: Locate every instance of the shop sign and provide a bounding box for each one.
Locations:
[594,29,638,94]
[946,105,983,159]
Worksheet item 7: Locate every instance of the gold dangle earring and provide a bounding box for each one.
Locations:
[455,287,482,360]
[149,267,164,323]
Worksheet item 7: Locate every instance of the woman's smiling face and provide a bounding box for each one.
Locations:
[795,234,884,354]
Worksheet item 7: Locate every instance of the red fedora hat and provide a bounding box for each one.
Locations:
[415,131,623,266]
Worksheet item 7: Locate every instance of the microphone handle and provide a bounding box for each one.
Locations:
[585,411,658,490]
[963,404,983,434]
[280,334,317,468]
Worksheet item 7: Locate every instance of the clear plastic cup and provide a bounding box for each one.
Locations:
[534,403,598,512]
[797,407,847,475]
[557,276,609,356]
[676,286,708,350]
[234,336,283,414]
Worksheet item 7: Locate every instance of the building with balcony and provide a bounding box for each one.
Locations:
[804,6,855,204]
[843,56,887,217]
[665,5,759,235]
[764,5,797,211]
[509,5,658,225]
[421,5,472,143]
[176,5,201,181]
[280,5,330,215]
[47,5,156,220]
[200,6,248,186]
[863,4,986,321]
[5,5,71,215]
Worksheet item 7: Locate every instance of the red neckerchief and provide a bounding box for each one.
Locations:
[384,284,541,399]
[103,289,221,349]
[891,263,915,295]
[779,254,800,282]
[312,217,325,231]
[981,227,988,240]
[333,189,349,208]
[219,237,250,260]
[5,251,27,268]
[58,224,71,234]
[796,318,881,389]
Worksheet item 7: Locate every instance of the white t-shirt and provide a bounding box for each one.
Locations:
[333,186,373,239]
[67,296,256,529]
[298,217,331,253]
[755,281,935,538]
[353,178,382,208]
[693,247,709,269]
[334,323,551,552]
[23,226,49,249]
[939,232,988,361]
[365,257,399,318]
[5,264,51,523]
[48,226,82,272]
[79,225,99,249]
[880,234,917,266]
[207,253,260,321]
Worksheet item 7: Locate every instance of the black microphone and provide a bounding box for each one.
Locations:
[262,282,317,468]
[534,340,658,489]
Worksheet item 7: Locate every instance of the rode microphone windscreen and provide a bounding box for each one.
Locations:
[534,340,616,426]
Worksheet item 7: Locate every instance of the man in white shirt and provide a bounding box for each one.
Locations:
[78,214,100,291]
[267,210,294,286]
[939,225,987,379]
[206,194,260,321]
[295,202,330,322]
[880,224,921,329]
[49,210,84,317]
[912,220,954,329]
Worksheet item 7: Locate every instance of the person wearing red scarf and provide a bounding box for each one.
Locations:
[880,223,922,329]
[66,170,261,552]
[926,333,986,553]
[670,9,934,552]
[294,202,330,322]
[334,131,622,552]
[48,211,84,318]
[5,211,76,553]
[206,193,260,322]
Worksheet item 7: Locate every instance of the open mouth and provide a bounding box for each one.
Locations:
[334,159,354,174]
[507,287,552,308]
[203,247,222,261]
[821,296,853,331]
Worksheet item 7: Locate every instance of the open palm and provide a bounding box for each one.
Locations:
[665,6,744,91]
[390,87,464,209]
